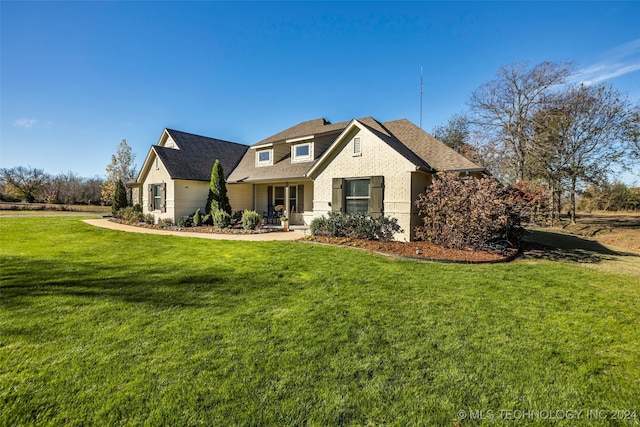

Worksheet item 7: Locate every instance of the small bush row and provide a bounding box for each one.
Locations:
[115,206,154,225]
[310,212,403,241]
[177,209,263,231]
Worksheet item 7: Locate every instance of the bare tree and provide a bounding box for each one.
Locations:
[534,84,635,223]
[469,61,574,182]
[629,103,640,159]
[0,166,49,202]
[83,176,104,205]
[530,107,568,223]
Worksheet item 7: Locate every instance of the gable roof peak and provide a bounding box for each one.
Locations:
[138,128,248,182]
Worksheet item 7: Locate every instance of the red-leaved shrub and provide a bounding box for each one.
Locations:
[510,181,550,224]
[415,173,520,250]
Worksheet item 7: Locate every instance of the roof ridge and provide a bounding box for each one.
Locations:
[165,128,247,147]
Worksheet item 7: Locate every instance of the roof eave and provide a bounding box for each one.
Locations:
[228,175,311,184]
[415,165,435,173]
[436,167,488,174]
[135,146,161,183]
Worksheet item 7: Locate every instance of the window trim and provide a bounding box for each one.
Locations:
[332,176,383,217]
[148,182,166,213]
[344,178,370,215]
[153,184,162,211]
[256,149,273,167]
[291,142,314,163]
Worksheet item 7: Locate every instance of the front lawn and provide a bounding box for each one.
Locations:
[1,217,638,425]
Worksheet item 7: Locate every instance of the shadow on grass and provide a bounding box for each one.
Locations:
[573,213,640,229]
[521,229,639,263]
[0,255,231,310]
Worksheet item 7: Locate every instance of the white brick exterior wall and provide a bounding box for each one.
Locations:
[141,153,174,222]
[312,127,417,241]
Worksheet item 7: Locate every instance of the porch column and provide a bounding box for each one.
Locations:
[252,184,256,210]
[285,184,290,217]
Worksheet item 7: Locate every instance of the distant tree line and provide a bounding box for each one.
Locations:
[1,139,139,210]
[432,61,640,222]
[579,182,640,212]
[0,166,105,205]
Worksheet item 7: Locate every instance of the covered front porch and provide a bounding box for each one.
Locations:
[256,181,313,226]
[228,180,314,226]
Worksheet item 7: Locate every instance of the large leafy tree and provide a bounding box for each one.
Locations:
[206,159,231,215]
[102,139,137,205]
[432,113,470,152]
[432,113,486,170]
[469,61,574,182]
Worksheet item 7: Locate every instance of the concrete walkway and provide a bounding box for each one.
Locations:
[83,219,306,241]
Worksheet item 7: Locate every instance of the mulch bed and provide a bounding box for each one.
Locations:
[111,219,518,263]
[304,236,519,263]
[109,219,278,234]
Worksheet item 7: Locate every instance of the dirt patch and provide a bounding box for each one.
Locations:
[304,236,517,263]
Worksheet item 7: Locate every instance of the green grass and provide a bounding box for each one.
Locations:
[1,217,639,426]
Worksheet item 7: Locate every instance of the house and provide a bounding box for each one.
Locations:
[130,128,248,221]
[132,117,485,241]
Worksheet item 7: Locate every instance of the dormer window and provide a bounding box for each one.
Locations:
[292,142,314,163]
[256,149,273,166]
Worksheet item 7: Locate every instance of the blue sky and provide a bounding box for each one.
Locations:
[2,1,639,181]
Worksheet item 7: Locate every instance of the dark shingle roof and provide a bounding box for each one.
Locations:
[227,117,484,183]
[228,118,353,182]
[227,151,311,182]
[156,129,248,181]
[254,118,349,146]
[382,120,484,172]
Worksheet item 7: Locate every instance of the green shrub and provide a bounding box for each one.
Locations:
[193,209,202,227]
[310,212,402,241]
[231,210,243,224]
[132,204,143,213]
[111,179,129,216]
[159,217,174,227]
[202,214,213,226]
[115,207,144,223]
[241,210,262,230]
[206,159,232,215]
[143,213,155,225]
[309,216,327,236]
[212,209,231,228]
[177,216,193,227]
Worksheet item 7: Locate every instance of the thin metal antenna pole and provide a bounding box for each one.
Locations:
[420,66,423,129]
